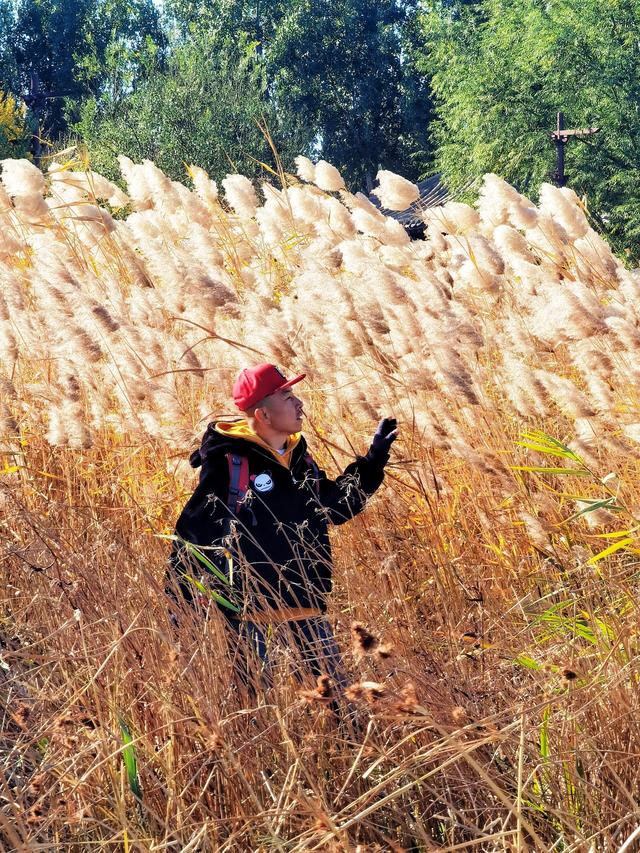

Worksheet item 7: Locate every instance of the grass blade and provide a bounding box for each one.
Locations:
[586,537,634,565]
[178,571,240,612]
[118,717,142,801]
[540,705,551,762]
[562,496,624,524]
[510,466,591,476]
[515,441,580,460]
[157,534,232,586]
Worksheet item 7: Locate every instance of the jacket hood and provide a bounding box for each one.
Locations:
[190,419,302,469]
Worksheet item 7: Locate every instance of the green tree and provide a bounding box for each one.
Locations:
[75,31,309,184]
[0,0,164,149]
[165,0,432,189]
[164,0,290,45]
[268,0,431,189]
[0,2,18,89]
[418,0,640,257]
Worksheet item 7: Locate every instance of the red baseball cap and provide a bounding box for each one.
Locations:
[233,363,306,411]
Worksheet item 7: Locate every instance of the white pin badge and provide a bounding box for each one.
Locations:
[253,472,274,493]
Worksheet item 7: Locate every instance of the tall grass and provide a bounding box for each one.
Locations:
[2,152,640,850]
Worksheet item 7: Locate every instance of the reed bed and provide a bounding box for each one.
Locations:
[1,153,640,850]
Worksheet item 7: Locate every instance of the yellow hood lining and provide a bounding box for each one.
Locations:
[214,420,302,468]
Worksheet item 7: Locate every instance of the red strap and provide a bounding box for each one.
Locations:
[237,456,250,502]
[226,453,250,514]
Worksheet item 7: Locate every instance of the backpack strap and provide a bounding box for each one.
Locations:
[226,453,250,514]
[303,451,321,497]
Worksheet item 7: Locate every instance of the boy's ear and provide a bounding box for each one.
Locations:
[255,406,269,425]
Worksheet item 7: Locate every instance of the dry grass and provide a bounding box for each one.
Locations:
[1,153,640,850]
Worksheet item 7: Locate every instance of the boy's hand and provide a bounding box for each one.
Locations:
[368,417,398,461]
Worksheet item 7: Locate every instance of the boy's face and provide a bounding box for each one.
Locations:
[261,388,304,434]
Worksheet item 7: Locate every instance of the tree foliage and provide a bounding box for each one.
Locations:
[164,0,432,189]
[75,31,309,184]
[418,0,640,257]
[267,0,431,188]
[0,89,29,157]
[0,0,164,143]
[1,0,432,188]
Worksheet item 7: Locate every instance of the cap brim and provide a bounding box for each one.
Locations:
[278,373,306,391]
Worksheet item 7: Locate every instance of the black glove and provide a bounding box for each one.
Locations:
[367,417,398,464]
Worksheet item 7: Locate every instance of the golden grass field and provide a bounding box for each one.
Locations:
[2,153,640,851]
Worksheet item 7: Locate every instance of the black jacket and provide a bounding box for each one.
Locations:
[170,422,387,614]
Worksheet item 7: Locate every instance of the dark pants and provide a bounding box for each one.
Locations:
[228,616,349,691]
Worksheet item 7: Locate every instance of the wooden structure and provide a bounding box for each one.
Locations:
[551,112,600,187]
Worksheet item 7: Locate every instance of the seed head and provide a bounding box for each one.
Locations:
[372,170,419,211]
[294,155,316,183]
[299,674,334,704]
[346,681,388,703]
[313,160,344,192]
[393,682,420,714]
[351,622,379,656]
[451,706,469,725]
[11,701,31,729]
[376,643,394,660]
